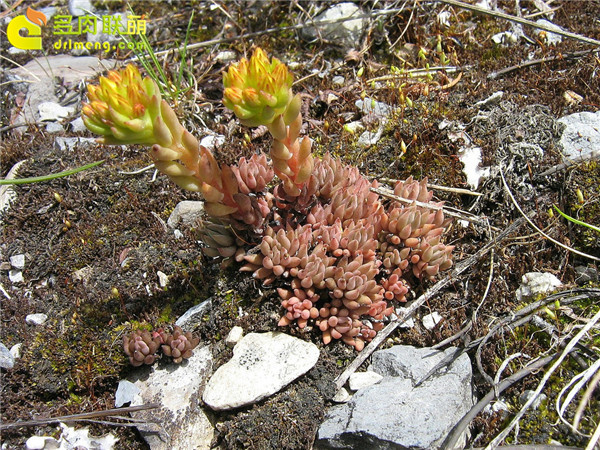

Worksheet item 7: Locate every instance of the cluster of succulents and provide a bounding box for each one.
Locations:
[83,48,455,351]
[123,326,199,366]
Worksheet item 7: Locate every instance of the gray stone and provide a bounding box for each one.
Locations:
[70,117,87,133]
[26,313,48,326]
[115,380,140,407]
[515,272,562,301]
[0,342,15,369]
[175,299,212,329]
[9,56,117,87]
[558,110,600,162]
[536,19,564,45]
[69,0,94,16]
[54,137,98,152]
[203,332,320,410]
[301,2,366,49]
[575,265,598,284]
[10,254,25,270]
[317,345,473,449]
[348,371,382,391]
[45,122,64,133]
[355,97,393,120]
[167,200,205,228]
[38,102,75,122]
[131,346,213,449]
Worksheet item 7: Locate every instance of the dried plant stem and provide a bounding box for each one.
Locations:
[438,0,600,47]
[378,177,482,197]
[500,168,600,262]
[334,217,526,392]
[440,353,559,450]
[488,49,598,79]
[0,403,160,431]
[371,186,490,227]
[538,148,600,177]
[486,308,600,448]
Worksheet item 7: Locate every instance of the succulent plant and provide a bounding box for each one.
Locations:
[161,326,200,364]
[84,48,456,351]
[123,330,162,367]
[123,327,199,366]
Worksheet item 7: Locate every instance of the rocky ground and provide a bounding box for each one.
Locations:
[1,1,600,449]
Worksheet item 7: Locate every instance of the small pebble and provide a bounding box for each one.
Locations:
[9,254,25,270]
[115,380,141,407]
[26,313,48,326]
[0,343,15,369]
[422,312,442,330]
[349,371,383,391]
[157,271,169,287]
[225,326,244,347]
[10,343,22,359]
[9,270,23,283]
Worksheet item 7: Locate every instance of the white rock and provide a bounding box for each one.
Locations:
[349,371,383,391]
[459,145,489,189]
[492,31,519,46]
[9,56,116,87]
[38,102,75,122]
[300,2,366,49]
[0,342,15,369]
[9,269,23,283]
[10,254,25,269]
[203,332,320,410]
[58,422,117,449]
[69,0,94,16]
[54,137,98,152]
[167,200,205,228]
[536,19,564,45]
[516,272,562,301]
[175,299,212,330]
[332,75,345,87]
[558,110,600,162]
[200,134,225,150]
[422,312,443,330]
[25,435,59,449]
[475,91,504,108]
[357,126,384,148]
[156,271,169,287]
[10,343,22,359]
[333,387,351,403]
[215,51,237,63]
[355,97,393,120]
[131,346,214,449]
[26,313,48,326]
[343,121,364,134]
[115,380,141,407]
[225,326,244,347]
[69,117,87,133]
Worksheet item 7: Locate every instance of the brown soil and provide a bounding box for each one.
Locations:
[1,1,599,449]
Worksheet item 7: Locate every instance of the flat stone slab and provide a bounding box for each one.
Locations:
[130,346,214,450]
[9,55,116,85]
[317,345,473,449]
[203,332,320,410]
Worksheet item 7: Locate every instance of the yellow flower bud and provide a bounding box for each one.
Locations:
[223,47,294,127]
